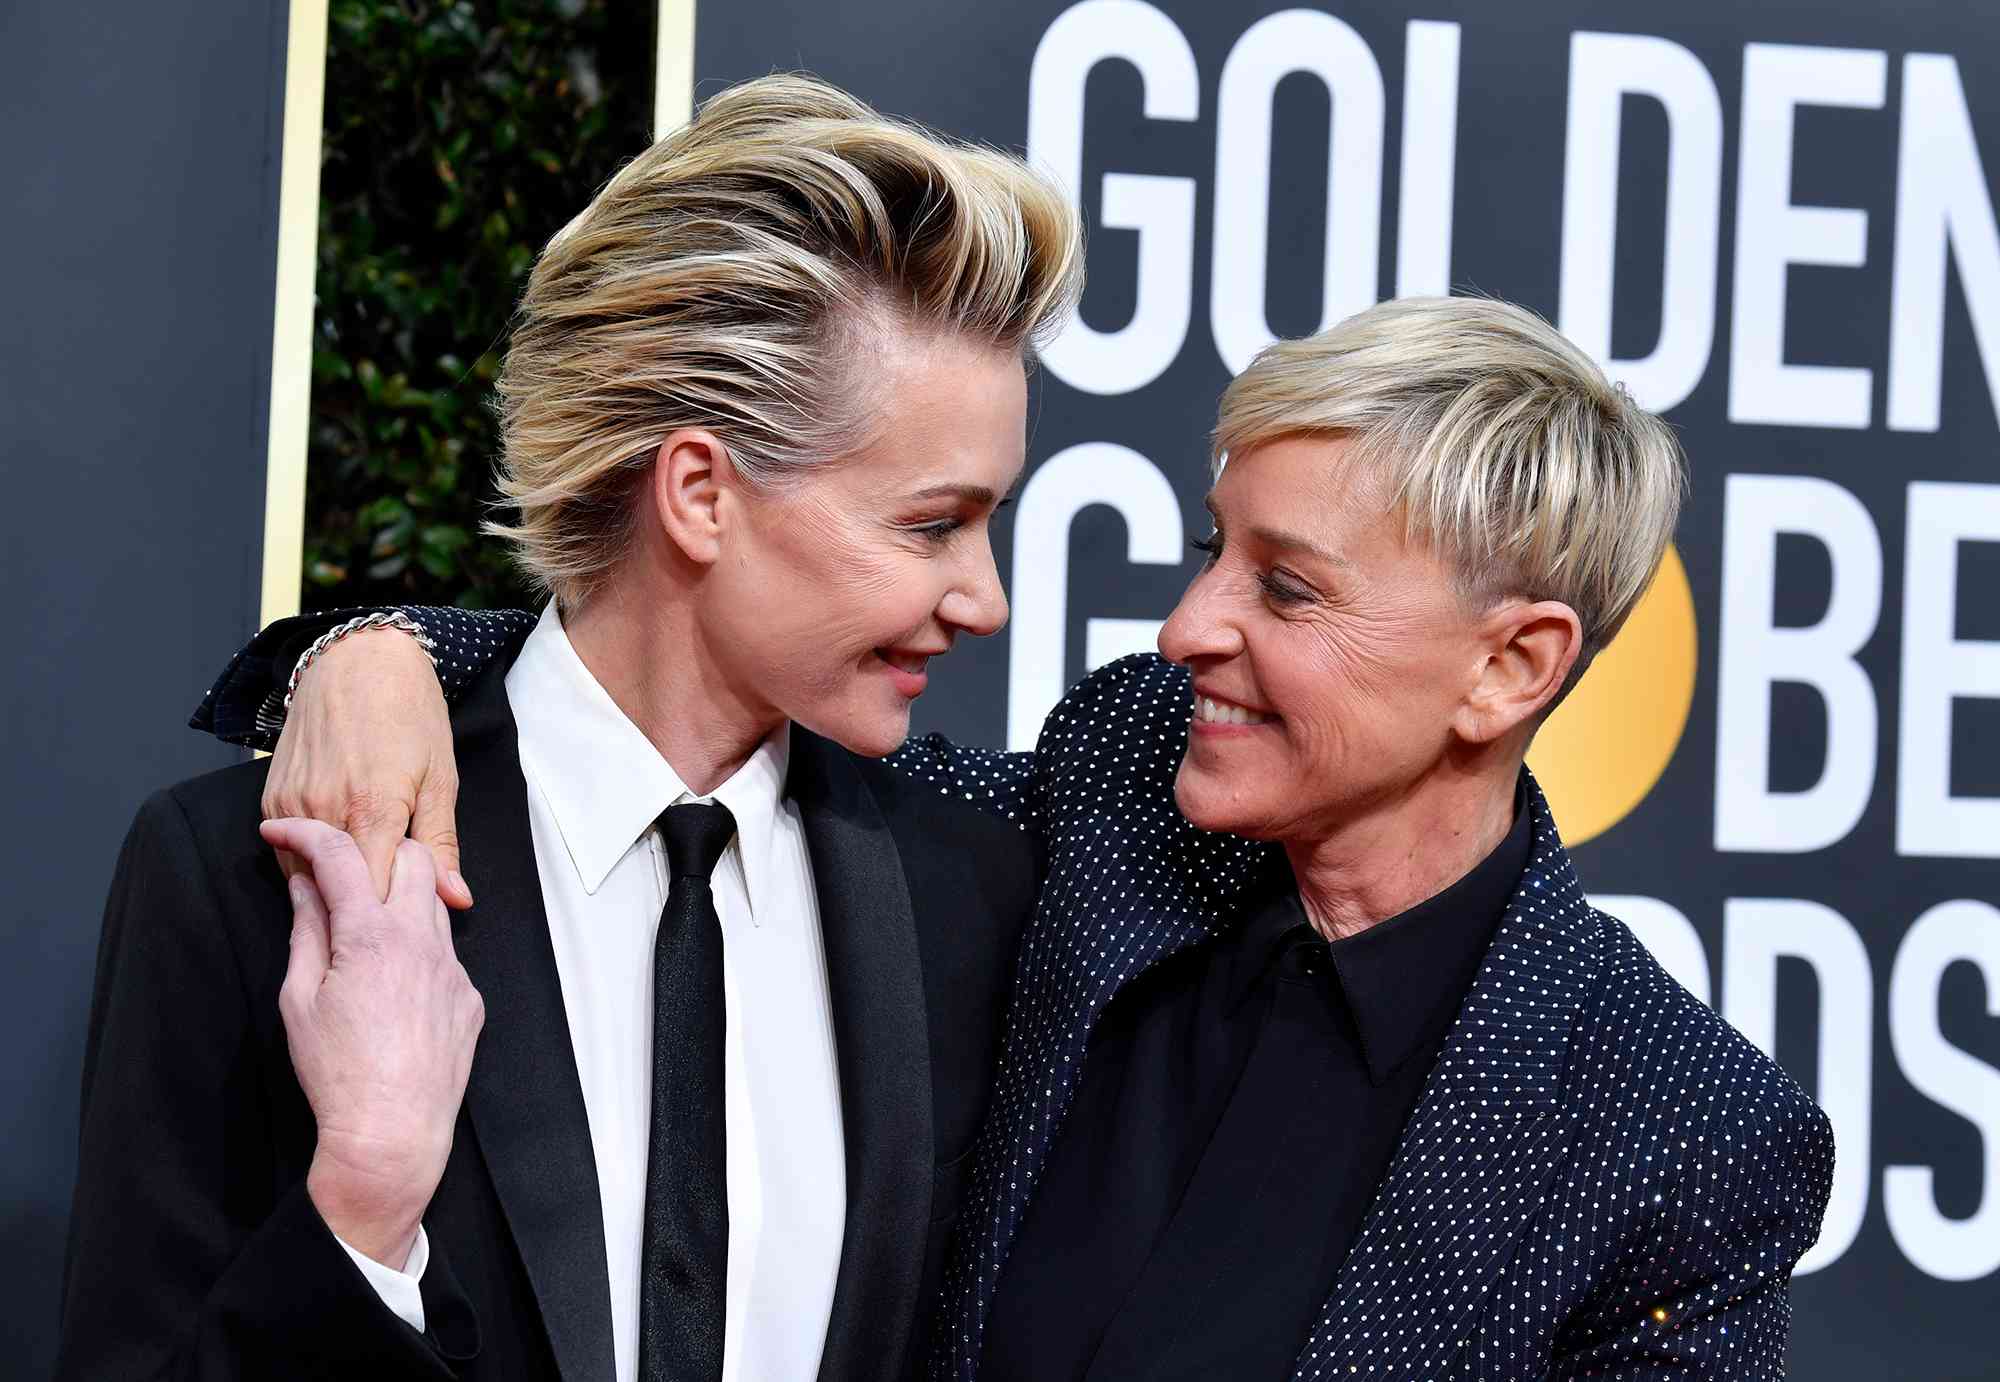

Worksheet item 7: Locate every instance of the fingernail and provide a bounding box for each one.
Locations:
[448,871,472,903]
[288,877,308,905]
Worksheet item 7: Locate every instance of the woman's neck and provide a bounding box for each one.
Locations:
[1283,763,1518,942]
[560,573,780,797]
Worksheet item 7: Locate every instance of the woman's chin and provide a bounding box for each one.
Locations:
[1172,761,1258,835]
[821,704,912,759]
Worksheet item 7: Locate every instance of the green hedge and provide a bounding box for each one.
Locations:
[303,0,655,610]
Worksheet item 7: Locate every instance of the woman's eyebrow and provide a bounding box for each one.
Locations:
[904,482,998,504]
[1249,524,1351,568]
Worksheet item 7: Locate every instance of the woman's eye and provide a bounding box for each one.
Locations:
[1189,535,1221,565]
[1258,571,1311,605]
[911,518,964,543]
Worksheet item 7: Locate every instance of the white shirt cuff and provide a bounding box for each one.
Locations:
[336,1225,430,1333]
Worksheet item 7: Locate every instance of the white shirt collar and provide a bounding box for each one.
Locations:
[505,602,791,919]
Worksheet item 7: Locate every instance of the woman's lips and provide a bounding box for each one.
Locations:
[1192,692,1273,727]
[875,648,930,697]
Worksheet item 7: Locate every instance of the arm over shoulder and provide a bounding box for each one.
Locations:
[189,604,536,751]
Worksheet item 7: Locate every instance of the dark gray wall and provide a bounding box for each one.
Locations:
[1,2,286,1372]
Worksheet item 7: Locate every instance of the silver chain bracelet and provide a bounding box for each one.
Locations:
[283,611,439,710]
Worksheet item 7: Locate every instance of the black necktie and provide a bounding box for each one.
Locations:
[638,801,737,1382]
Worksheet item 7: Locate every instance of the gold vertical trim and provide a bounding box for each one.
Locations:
[260,2,687,625]
[259,0,330,628]
[655,0,699,137]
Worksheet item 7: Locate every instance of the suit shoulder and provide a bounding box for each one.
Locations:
[1558,910,1838,1280]
[152,757,274,858]
[100,760,289,1013]
[114,759,285,940]
[1581,909,1833,1164]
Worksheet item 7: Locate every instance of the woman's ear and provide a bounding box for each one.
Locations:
[1456,600,1584,745]
[648,429,732,566]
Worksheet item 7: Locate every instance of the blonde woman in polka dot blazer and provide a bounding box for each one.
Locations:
[194,299,1833,1380]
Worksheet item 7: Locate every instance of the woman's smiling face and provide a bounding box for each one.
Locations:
[706,331,1028,757]
[1158,435,1500,844]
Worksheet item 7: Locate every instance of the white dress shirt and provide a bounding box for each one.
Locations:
[346,602,847,1382]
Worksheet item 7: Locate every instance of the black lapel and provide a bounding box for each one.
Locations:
[789,730,934,1382]
[1297,780,1598,1377]
[450,660,616,1382]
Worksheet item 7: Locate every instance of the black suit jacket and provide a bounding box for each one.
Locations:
[59,649,1036,1381]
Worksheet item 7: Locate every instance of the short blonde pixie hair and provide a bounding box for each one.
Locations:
[1215,296,1686,677]
[492,74,1083,606]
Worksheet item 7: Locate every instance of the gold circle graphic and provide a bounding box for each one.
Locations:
[1525,544,1698,846]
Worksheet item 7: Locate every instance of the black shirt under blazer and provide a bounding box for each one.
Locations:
[983,791,1533,1381]
[184,609,1837,1381]
[59,645,1036,1380]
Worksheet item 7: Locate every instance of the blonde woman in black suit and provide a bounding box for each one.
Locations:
[59,74,1079,1382]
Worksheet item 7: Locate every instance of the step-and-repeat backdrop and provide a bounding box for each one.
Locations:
[9,1,1993,1375]
[694,2,1997,1376]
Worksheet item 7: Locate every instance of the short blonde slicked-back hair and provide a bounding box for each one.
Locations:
[1215,296,1686,679]
[492,73,1083,606]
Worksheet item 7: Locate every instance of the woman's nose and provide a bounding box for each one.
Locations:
[1157,569,1242,664]
[940,545,1009,636]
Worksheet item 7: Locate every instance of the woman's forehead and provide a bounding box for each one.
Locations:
[1209,437,1384,536]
